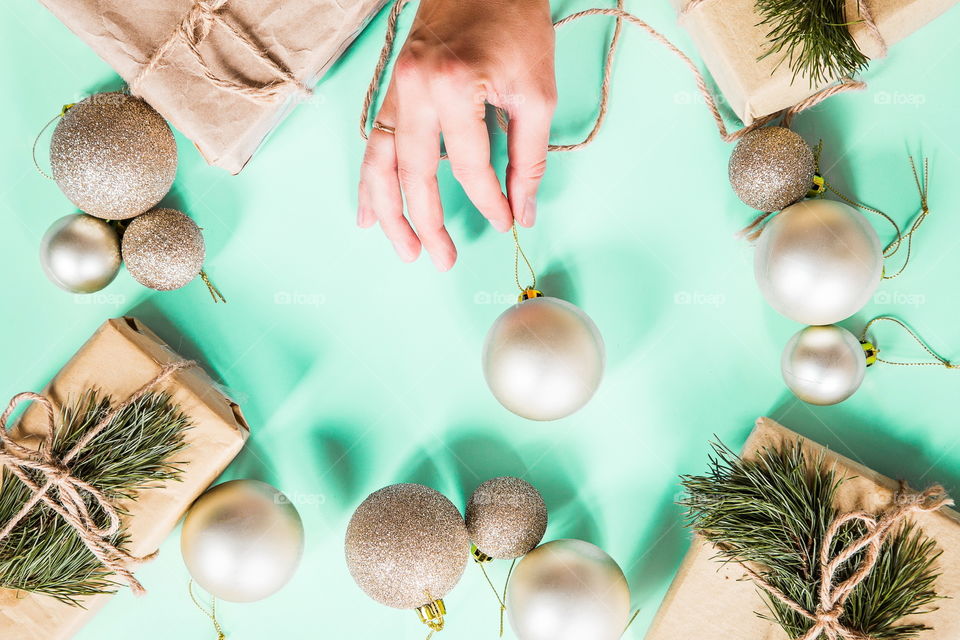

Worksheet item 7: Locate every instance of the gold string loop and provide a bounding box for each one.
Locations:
[31,104,73,180]
[199,270,227,303]
[512,225,537,293]
[189,580,227,640]
[859,316,957,368]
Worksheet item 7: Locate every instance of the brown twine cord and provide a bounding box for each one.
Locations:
[860,316,957,368]
[732,483,952,640]
[0,360,195,595]
[361,1,867,149]
[128,0,311,102]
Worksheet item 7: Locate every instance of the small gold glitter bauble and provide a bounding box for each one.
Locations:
[466,477,547,559]
[345,483,469,610]
[50,92,177,220]
[728,126,814,212]
[121,208,204,291]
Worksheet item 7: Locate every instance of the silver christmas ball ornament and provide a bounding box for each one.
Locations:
[781,325,867,405]
[180,479,305,603]
[755,199,882,325]
[50,92,177,220]
[121,208,205,291]
[466,477,547,559]
[729,126,815,212]
[39,213,121,293]
[483,294,605,421]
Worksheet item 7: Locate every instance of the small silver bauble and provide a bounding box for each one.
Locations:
[39,213,121,293]
[180,479,304,603]
[781,325,867,405]
[50,92,177,220]
[121,208,205,291]
[466,477,547,559]
[729,126,814,212]
[345,483,469,610]
[507,539,631,640]
[483,293,605,421]
[755,199,882,325]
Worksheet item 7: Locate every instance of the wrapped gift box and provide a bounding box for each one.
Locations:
[671,0,959,124]
[0,317,249,639]
[38,0,388,173]
[646,417,960,640]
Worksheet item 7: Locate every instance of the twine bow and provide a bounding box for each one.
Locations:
[737,484,953,640]
[129,0,311,102]
[0,361,195,596]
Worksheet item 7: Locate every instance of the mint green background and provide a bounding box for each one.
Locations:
[2,1,960,638]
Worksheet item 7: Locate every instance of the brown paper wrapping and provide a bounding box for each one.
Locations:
[645,417,960,640]
[671,0,959,124]
[0,317,249,640]
[37,0,388,174]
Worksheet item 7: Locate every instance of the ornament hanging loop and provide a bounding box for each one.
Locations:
[859,316,957,368]
[189,580,226,640]
[200,270,227,303]
[512,225,537,295]
[31,104,74,181]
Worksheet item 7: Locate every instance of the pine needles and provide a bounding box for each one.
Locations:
[756,0,871,86]
[681,441,942,640]
[0,391,190,605]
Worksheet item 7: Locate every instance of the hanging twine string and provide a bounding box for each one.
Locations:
[128,0,311,102]
[0,360,195,595]
[860,316,957,368]
[513,225,537,293]
[360,1,867,148]
[189,580,227,640]
[729,483,952,640]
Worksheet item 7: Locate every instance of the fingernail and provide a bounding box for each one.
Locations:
[522,196,537,226]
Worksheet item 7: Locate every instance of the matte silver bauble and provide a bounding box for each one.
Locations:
[50,92,177,220]
[507,539,631,640]
[345,483,469,610]
[466,477,547,559]
[39,213,121,293]
[781,325,866,405]
[121,208,205,291]
[181,480,304,603]
[755,199,882,325]
[483,297,605,421]
[729,126,814,212]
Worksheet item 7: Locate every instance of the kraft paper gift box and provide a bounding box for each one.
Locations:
[0,317,249,640]
[670,0,959,125]
[38,0,388,173]
[646,417,960,640]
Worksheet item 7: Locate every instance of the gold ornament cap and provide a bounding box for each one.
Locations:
[518,288,544,303]
[471,544,492,563]
[417,598,447,631]
[808,173,826,197]
[861,340,879,366]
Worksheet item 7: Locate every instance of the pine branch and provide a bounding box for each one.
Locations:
[0,391,190,605]
[755,0,870,86]
[680,441,942,640]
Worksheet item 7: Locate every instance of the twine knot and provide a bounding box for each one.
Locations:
[0,361,195,596]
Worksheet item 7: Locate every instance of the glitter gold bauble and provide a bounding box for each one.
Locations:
[507,539,631,640]
[39,213,121,293]
[121,208,205,291]
[483,296,605,421]
[466,477,547,559]
[781,325,866,405]
[345,483,469,610]
[728,127,814,212]
[181,480,304,603]
[50,92,176,220]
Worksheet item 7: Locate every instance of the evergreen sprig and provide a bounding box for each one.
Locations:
[756,0,871,86]
[0,391,190,605]
[681,441,942,640]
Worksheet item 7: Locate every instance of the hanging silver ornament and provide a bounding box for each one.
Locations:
[755,199,882,325]
[50,92,177,220]
[729,126,815,212]
[39,213,121,293]
[121,208,205,291]
[781,325,868,405]
[180,479,305,603]
[483,291,605,421]
[507,539,631,640]
[466,477,547,560]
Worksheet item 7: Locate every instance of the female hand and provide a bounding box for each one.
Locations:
[357,0,557,271]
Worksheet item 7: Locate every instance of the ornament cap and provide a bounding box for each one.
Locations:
[518,288,544,303]
[417,598,447,632]
[861,340,879,366]
[808,173,826,197]
[471,544,492,564]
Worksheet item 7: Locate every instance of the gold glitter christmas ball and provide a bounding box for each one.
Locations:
[121,208,204,291]
[50,92,177,220]
[466,477,547,559]
[345,483,469,610]
[728,126,814,212]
